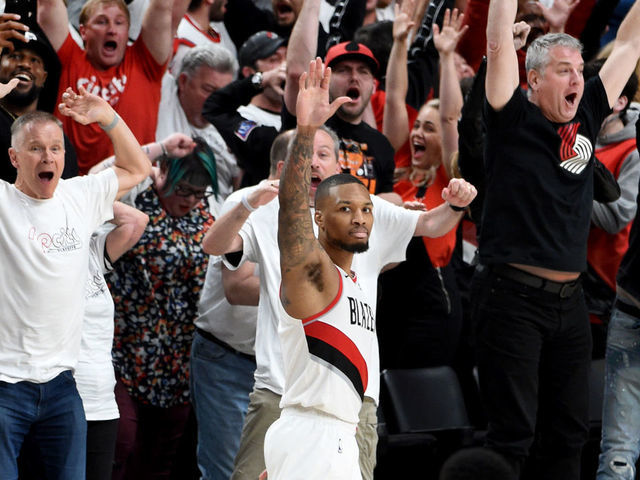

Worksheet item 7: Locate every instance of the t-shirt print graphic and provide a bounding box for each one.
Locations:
[557,123,592,174]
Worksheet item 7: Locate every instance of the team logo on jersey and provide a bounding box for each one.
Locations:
[235,120,257,141]
[557,123,592,174]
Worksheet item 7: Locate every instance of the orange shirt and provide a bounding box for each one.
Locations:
[56,34,166,174]
[394,164,458,268]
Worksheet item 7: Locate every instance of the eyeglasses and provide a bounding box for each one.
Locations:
[173,184,214,199]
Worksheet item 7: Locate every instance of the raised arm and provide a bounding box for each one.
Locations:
[383,0,416,152]
[58,87,151,199]
[485,0,519,110]
[414,177,477,236]
[284,0,322,115]
[599,0,640,108]
[539,0,581,34]
[434,8,468,179]
[36,0,69,51]
[89,132,195,174]
[105,201,149,262]
[140,0,189,66]
[201,179,279,255]
[278,59,350,318]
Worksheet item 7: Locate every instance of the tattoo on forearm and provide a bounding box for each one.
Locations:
[278,130,318,270]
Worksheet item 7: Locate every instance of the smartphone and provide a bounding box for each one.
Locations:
[4,0,38,29]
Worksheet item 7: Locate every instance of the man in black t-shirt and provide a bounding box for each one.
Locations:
[203,31,287,187]
[474,1,640,478]
[284,0,400,204]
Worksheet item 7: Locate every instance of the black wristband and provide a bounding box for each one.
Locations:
[448,202,466,212]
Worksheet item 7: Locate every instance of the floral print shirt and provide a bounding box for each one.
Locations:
[110,185,213,407]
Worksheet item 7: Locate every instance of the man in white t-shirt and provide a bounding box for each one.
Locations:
[191,130,292,480]
[156,44,239,215]
[202,59,477,480]
[0,81,150,479]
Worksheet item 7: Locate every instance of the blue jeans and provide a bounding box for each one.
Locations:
[190,330,256,480]
[597,305,640,480]
[0,370,86,480]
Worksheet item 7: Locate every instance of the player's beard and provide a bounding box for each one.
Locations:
[327,232,369,254]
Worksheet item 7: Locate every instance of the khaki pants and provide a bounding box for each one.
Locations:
[231,388,378,480]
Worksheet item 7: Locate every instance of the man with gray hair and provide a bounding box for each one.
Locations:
[156,44,239,214]
[472,0,640,478]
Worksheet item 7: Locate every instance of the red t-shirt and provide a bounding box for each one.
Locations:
[56,34,166,174]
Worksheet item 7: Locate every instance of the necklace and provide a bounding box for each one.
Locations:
[0,102,17,121]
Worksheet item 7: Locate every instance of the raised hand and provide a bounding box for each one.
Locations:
[0,78,19,99]
[262,61,287,97]
[433,8,469,56]
[161,133,196,158]
[246,178,280,209]
[512,21,531,51]
[441,177,477,209]
[295,57,351,129]
[539,0,580,33]
[0,14,29,53]
[58,86,115,127]
[393,0,417,43]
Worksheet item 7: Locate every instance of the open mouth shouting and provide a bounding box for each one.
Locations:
[38,170,55,185]
[273,0,297,25]
[102,40,120,59]
[346,87,360,102]
[565,92,578,108]
[310,174,322,189]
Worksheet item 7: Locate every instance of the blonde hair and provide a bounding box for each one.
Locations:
[79,0,130,26]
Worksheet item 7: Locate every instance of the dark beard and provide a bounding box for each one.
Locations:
[4,84,42,108]
[334,239,369,253]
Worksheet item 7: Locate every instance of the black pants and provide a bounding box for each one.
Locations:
[87,419,118,480]
[472,267,591,480]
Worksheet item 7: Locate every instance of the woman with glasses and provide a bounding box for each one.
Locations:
[104,134,219,479]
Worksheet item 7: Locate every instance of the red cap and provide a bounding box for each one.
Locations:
[324,41,379,75]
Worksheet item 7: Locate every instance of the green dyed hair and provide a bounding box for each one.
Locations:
[160,136,218,198]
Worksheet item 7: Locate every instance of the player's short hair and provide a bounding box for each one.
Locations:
[439,447,514,480]
[315,173,367,207]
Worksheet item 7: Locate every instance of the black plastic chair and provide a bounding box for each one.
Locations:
[376,366,475,478]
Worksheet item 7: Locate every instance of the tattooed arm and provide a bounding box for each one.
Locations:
[278,59,351,319]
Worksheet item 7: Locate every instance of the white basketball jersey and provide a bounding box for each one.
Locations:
[278,266,377,424]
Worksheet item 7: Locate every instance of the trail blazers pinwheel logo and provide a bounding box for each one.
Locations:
[557,123,592,174]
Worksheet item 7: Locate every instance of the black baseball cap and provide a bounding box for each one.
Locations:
[6,30,57,73]
[238,31,286,68]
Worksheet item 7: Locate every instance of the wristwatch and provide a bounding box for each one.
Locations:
[250,72,263,90]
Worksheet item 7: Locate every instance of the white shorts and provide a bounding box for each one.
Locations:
[264,407,361,480]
